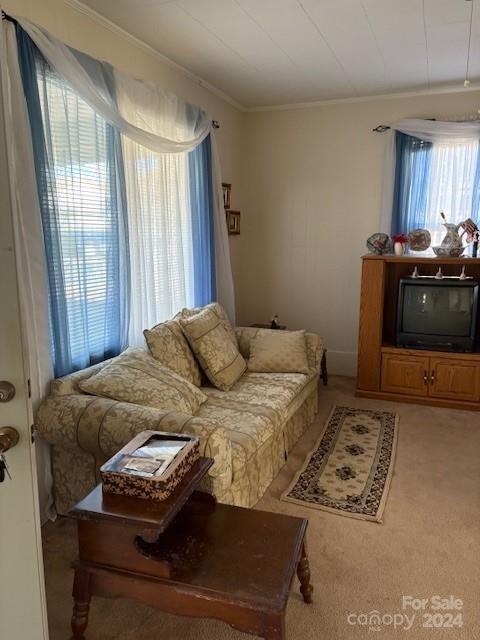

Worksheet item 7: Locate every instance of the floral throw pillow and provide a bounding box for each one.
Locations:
[176,302,237,347]
[248,330,310,374]
[144,319,202,387]
[179,308,246,391]
[78,347,206,414]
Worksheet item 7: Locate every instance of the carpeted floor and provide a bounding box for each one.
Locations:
[42,376,480,639]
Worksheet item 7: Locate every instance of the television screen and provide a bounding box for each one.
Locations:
[397,279,479,352]
[401,284,474,337]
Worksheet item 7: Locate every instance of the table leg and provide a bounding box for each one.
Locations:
[71,568,91,640]
[297,541,313,604]
[320,351,328,386]
[263,612,286,640]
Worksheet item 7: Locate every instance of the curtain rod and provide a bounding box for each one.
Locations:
[1,11,17,25]
[373,118,443,133]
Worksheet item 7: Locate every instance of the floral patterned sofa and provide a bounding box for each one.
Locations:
[36,321,324,514]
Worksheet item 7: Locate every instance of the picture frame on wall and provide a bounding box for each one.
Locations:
[226,210,240,235]
[222,183,231,209]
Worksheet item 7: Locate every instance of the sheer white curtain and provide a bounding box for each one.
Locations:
[123,138,195,344]
[425,141,479,247]
[0,20,54,522]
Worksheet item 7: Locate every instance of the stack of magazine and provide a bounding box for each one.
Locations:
[103,436,188,479]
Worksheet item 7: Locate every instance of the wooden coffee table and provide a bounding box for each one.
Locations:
[69,458,313,640]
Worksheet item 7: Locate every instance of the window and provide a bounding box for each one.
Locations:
[392,132,480,251]
[18,27,216,377]
[35,62,129,376]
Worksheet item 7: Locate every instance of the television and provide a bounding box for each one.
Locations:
[396,278,479,352]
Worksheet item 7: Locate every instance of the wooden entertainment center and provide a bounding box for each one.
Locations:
[356,254,480,411]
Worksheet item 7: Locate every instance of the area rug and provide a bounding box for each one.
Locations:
[282,405,398,522]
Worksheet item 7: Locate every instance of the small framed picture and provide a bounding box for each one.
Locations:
[222,183,231,209]
[226,210,240,235]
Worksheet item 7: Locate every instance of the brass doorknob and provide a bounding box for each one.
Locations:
[0,427,19,453]
[0,381,15,402]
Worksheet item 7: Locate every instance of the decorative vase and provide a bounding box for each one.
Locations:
[394,242,404,256]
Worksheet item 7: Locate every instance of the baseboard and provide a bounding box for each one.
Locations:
[326,350,357,377]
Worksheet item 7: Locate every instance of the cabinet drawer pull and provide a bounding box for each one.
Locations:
[430,370,435,384]
[423,370,428,384]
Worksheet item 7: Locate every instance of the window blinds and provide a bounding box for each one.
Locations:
[32,59,129,376]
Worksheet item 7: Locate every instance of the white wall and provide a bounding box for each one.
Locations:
[239,91,480,375]
[2,0,246,308]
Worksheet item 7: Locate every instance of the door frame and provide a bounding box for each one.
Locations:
[0,42,49,639]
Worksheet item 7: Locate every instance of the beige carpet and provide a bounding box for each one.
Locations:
[43,377,480,639]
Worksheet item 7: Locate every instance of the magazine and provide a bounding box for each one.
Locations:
[104,436,189,478]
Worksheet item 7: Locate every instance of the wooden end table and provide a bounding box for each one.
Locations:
[69,457,313,640]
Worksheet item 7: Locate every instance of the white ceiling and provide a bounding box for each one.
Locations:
[79,0,480,109]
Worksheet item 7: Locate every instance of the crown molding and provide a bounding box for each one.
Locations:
[246,83,480,113]
[64,0,246,112]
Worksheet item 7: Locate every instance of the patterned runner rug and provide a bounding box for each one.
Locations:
[282,405,398,523]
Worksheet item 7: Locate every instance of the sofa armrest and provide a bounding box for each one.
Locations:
[235,326,324,375]
[36,394,232,491]
[305,332,324,374]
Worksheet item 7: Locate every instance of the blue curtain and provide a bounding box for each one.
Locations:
[188,134,216,306]
[391,131,432,236]
[16,25,130,377]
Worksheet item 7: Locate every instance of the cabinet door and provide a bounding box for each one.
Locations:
[381,353,429,396]
[429,358,480,402]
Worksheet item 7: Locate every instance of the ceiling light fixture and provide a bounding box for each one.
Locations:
[464,0,474,87]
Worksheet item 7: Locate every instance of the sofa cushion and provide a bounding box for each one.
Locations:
[202,371,309,423]
[236,327,324,375]
[198,371,311,475]
[177,302,237,346]
[78,348,206,414]
[248,330,309,374]
[144,319,202,387]
[179,308,246,391]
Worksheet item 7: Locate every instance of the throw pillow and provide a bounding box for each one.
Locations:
[179,308,246,391]
[78,347,207,414]
[176,302,237,346]
[248,330,310,374]
[143,319,202,387]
